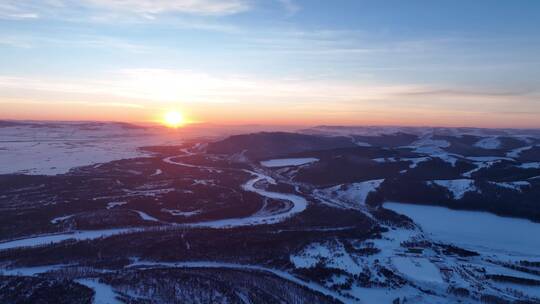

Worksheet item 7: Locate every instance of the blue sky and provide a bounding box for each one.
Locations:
[1,0,539,127]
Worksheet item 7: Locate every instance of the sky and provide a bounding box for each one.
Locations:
[0,0,539,128]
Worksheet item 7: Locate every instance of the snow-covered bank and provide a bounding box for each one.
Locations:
[128,261,350,303]
[188,170,307,228]
[75,279,122,304]
[0,229,137,251]
[132,210,160,222]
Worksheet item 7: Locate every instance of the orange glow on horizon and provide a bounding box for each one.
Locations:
[162,111,184,128]
[2,101,540,129]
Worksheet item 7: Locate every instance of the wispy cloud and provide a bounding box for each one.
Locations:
[86,0,250,16]
[0,33,155,53]
[399,88,534,98]
[277,0,300,16]
[1,69,539,127]
[0,0,250,21]
[0,2,39,20]
[1,69,535,106]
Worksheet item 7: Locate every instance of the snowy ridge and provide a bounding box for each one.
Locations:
[466,156,514,162]
[463,160,500,178]
[132,210,160,222]
[507,146,534,158]
[373,157,431,168]
[519,162,540,169]
[106,201,127,209]
[489,181,530,192]
[50,214,75,224]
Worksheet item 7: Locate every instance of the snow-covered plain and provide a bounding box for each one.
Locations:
[391,257,444,283]
[384,202,540,257]
[260,158,319,167]
[0,122,182,175]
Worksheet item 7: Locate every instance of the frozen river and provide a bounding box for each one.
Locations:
[385,202,540,257]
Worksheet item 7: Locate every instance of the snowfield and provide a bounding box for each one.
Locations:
[407,137,450,153]
[473,137,501,149]
[314,179,384,209]
[429,179,478,199]
[260,158,319,167]
[373,157,430,168]
[391,257,444,284]
[290,241,363,274]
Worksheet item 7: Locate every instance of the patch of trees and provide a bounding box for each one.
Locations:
[0,275,93,304]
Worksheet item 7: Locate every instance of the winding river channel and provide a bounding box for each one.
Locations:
[0,153,308,249]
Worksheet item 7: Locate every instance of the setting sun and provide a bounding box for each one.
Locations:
[163,111,184,128]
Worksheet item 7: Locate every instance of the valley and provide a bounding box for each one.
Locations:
[1,122,540,303]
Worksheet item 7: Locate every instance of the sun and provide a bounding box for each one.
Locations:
[163,111,184,128]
